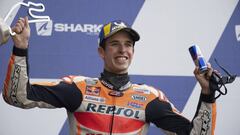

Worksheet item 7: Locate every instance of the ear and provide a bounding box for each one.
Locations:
[98,47,105,59]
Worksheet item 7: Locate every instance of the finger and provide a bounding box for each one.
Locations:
[206,67,213,80]
[17,18,25,29]
[11,27,18,33]
[12,18,24,33]
[207,62,211,67]
[193,66,199,75]
[24,16,30,28]
[12,23,22,34]
[19,17,24,21]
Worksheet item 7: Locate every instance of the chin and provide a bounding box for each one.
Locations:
[112,64,130,73]
[116,68,128,74]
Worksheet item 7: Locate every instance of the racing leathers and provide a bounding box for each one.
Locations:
[3,46,216,135]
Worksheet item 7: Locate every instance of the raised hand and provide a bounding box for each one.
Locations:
[12,16,30,49]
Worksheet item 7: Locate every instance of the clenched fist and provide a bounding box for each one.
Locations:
[12,16,30,49]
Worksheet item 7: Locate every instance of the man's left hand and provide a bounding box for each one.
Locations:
[194,63,214,95]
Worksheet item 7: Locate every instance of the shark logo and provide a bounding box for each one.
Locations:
[235,25,240,42]
[35,20,53,36]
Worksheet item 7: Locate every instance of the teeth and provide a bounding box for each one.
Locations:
[118,57,126,60]
[116,57,127,62]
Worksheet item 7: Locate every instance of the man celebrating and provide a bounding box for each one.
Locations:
[3,17,216,135]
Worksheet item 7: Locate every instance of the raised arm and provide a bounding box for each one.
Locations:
[2,17,82,112]
[146,65,216,135]
[11,16,30,49]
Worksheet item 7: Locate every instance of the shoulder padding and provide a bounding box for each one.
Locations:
[133,84,169,102]
[62,75,88,84]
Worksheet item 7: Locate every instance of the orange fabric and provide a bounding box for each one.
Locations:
[76,81,157,109]
[74,112,144,133]
[3,55,15,102]
[73,80,153,134]
[211,103,217,135]
[77,120,81,135]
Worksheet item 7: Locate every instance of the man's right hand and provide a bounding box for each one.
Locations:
[12,16,30,49]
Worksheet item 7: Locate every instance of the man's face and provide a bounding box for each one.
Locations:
[98,31,134,74]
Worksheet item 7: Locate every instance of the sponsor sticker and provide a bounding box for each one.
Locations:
[84,95,105,103]
[133,88,150,94]
[132,95,147,102]
[100,80,114,89]
[86,103,141,119]
[86,86,101,96]
[85,79,98,86]
[108,91,123,97]
[112,22,127,31]
[127,102,144,109]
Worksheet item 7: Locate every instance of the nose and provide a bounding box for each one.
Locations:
[118,43,127,53]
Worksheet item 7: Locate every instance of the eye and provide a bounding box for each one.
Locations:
[109,41,120,47]
[125,42,134,48]
[111,43,119,46]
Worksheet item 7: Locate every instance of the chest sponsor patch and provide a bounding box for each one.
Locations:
[85,78,98,86]
[132,95,147,102]
[127,101,144,109]
[86,86,101,96]
[86,103,143,120]
[133,88,150,94]
[84,95,105,103]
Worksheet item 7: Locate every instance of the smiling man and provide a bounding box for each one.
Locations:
[98,31,134,74]
[3,17,216,135]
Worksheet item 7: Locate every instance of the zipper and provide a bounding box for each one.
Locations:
[109,96,116,135]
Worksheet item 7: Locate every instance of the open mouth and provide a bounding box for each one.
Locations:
[115,56,128,63]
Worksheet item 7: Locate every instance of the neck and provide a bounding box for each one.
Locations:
[100,69,131,90]
[103,69,128,76]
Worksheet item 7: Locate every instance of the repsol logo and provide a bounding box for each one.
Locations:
[86,103,141,119]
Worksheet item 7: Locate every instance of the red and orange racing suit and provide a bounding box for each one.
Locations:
[3,47,216,135]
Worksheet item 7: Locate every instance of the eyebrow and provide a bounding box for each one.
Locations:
[108,40,134,44]
[108,40,119,44]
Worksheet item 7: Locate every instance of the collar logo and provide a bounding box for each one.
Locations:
[100,80,114,89]
[108,91,124,97]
